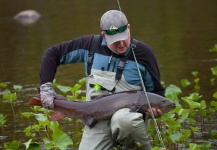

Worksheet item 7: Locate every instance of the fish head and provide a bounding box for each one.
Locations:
[150,97,176,113]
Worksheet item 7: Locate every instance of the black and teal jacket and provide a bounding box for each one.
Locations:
[39,34,165,97]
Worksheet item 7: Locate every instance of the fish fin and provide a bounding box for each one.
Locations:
[83,116,98,128]
[50,111,65,121]
[130,105,143,113]
[28,97,42,106]
[130,105,147,120]
[55,95,67,100]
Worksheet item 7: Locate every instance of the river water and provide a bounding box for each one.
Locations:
[0,0,217,149]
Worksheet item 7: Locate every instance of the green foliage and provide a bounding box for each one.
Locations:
[51,128,73,150]
[0,113,7,127]
[211,66,217,76]
[4,140,21,150]
[0,82,7,88]
[209,44,217,52]
[148,44,217,149]
[1,44,217,150]
[24,139,40,150]
[53,77,86,101]
[3,89,17,102]
[13,84,23,92]
[181,79,191,87]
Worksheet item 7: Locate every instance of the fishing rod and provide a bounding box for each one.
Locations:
[115,0,166,148]
[116,0,122,11]
[131,45,166,149]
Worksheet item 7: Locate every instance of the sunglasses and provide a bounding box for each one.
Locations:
[103,25,128,35]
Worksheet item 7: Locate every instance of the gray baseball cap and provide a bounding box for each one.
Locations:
[100,10,129,45]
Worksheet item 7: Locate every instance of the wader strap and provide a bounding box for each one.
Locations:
[87,35,100,76]
[115,38,138,80]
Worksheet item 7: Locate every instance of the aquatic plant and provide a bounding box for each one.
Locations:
[0,114,7,145]
[0,44,217,149]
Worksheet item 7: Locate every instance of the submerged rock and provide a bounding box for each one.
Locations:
[14,10,40,25]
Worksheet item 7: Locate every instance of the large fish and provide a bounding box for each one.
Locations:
[28,91,175,128]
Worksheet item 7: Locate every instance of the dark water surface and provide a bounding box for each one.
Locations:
[0,0,217,149]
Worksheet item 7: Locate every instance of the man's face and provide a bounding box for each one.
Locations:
[103,27,131,55]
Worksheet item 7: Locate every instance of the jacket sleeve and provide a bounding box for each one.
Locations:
[136,42,165,97]
[39,35,93,85]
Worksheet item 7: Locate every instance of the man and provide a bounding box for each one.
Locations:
[39,10,165,150]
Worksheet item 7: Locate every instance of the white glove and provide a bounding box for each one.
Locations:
[40,82,56,109]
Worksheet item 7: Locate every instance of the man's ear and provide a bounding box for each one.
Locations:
[101,31,105,38]
[128,24,130,31]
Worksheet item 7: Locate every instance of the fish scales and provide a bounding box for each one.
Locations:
[28,90,175,128]
[53,91,140,120]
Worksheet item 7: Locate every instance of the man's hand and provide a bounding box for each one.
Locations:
[41,95,54,109]
[146,108,163,118]
[40,82,56,109]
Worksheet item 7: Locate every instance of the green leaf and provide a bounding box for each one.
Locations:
[152,146,162,150]
[32,124,41,131]
[13,85,23,92]
[210,101,217,110]
[48,121,59,130]
[192,71,199,77]
[213,91,217,99]
[182,97,201,109]
[200,100,206,109]
[176,109,189,124]
[52,128,73,150]
[182,130,191,139]
[24,139,32,149]
[169,132,183,143]
[57,85,71,94]
[199,109,207,117]
[194,78,199,84]
[189,143,201,150]
[4,140,21,150]
[21,112,35,119]
[0,114,7,126]
[71,84,81,92]
[23,126,35,137]
[0,82,7,88]
[165,84,182,105]
[211,66,217,76]
[43,138,54,149]
[161,112,175,120]
[181,79,191,87]
[210,78,215,86]
[78,77,86,85]
[188,93,202,101]
[198,142,211,149]
[209,44,217,52]
[24,139,41,150]
[34,113,48,121]
[187,118,197,125]
[191,127,199,132]
[3,90,17,102]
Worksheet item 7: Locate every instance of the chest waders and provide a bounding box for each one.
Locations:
[87,35,138,93]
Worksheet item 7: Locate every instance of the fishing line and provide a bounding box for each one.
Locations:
[131,44,166,149]
[116,0,166,148]
[116,0,122,11]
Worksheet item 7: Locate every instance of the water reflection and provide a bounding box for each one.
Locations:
[0,0,217,149]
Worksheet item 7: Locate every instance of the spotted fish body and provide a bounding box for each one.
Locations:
[28,91,175,128]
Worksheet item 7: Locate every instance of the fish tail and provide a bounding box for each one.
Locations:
[28,97,42,106]
[50,111,65,121]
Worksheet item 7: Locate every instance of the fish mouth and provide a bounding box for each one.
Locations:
[157,104,176,113]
